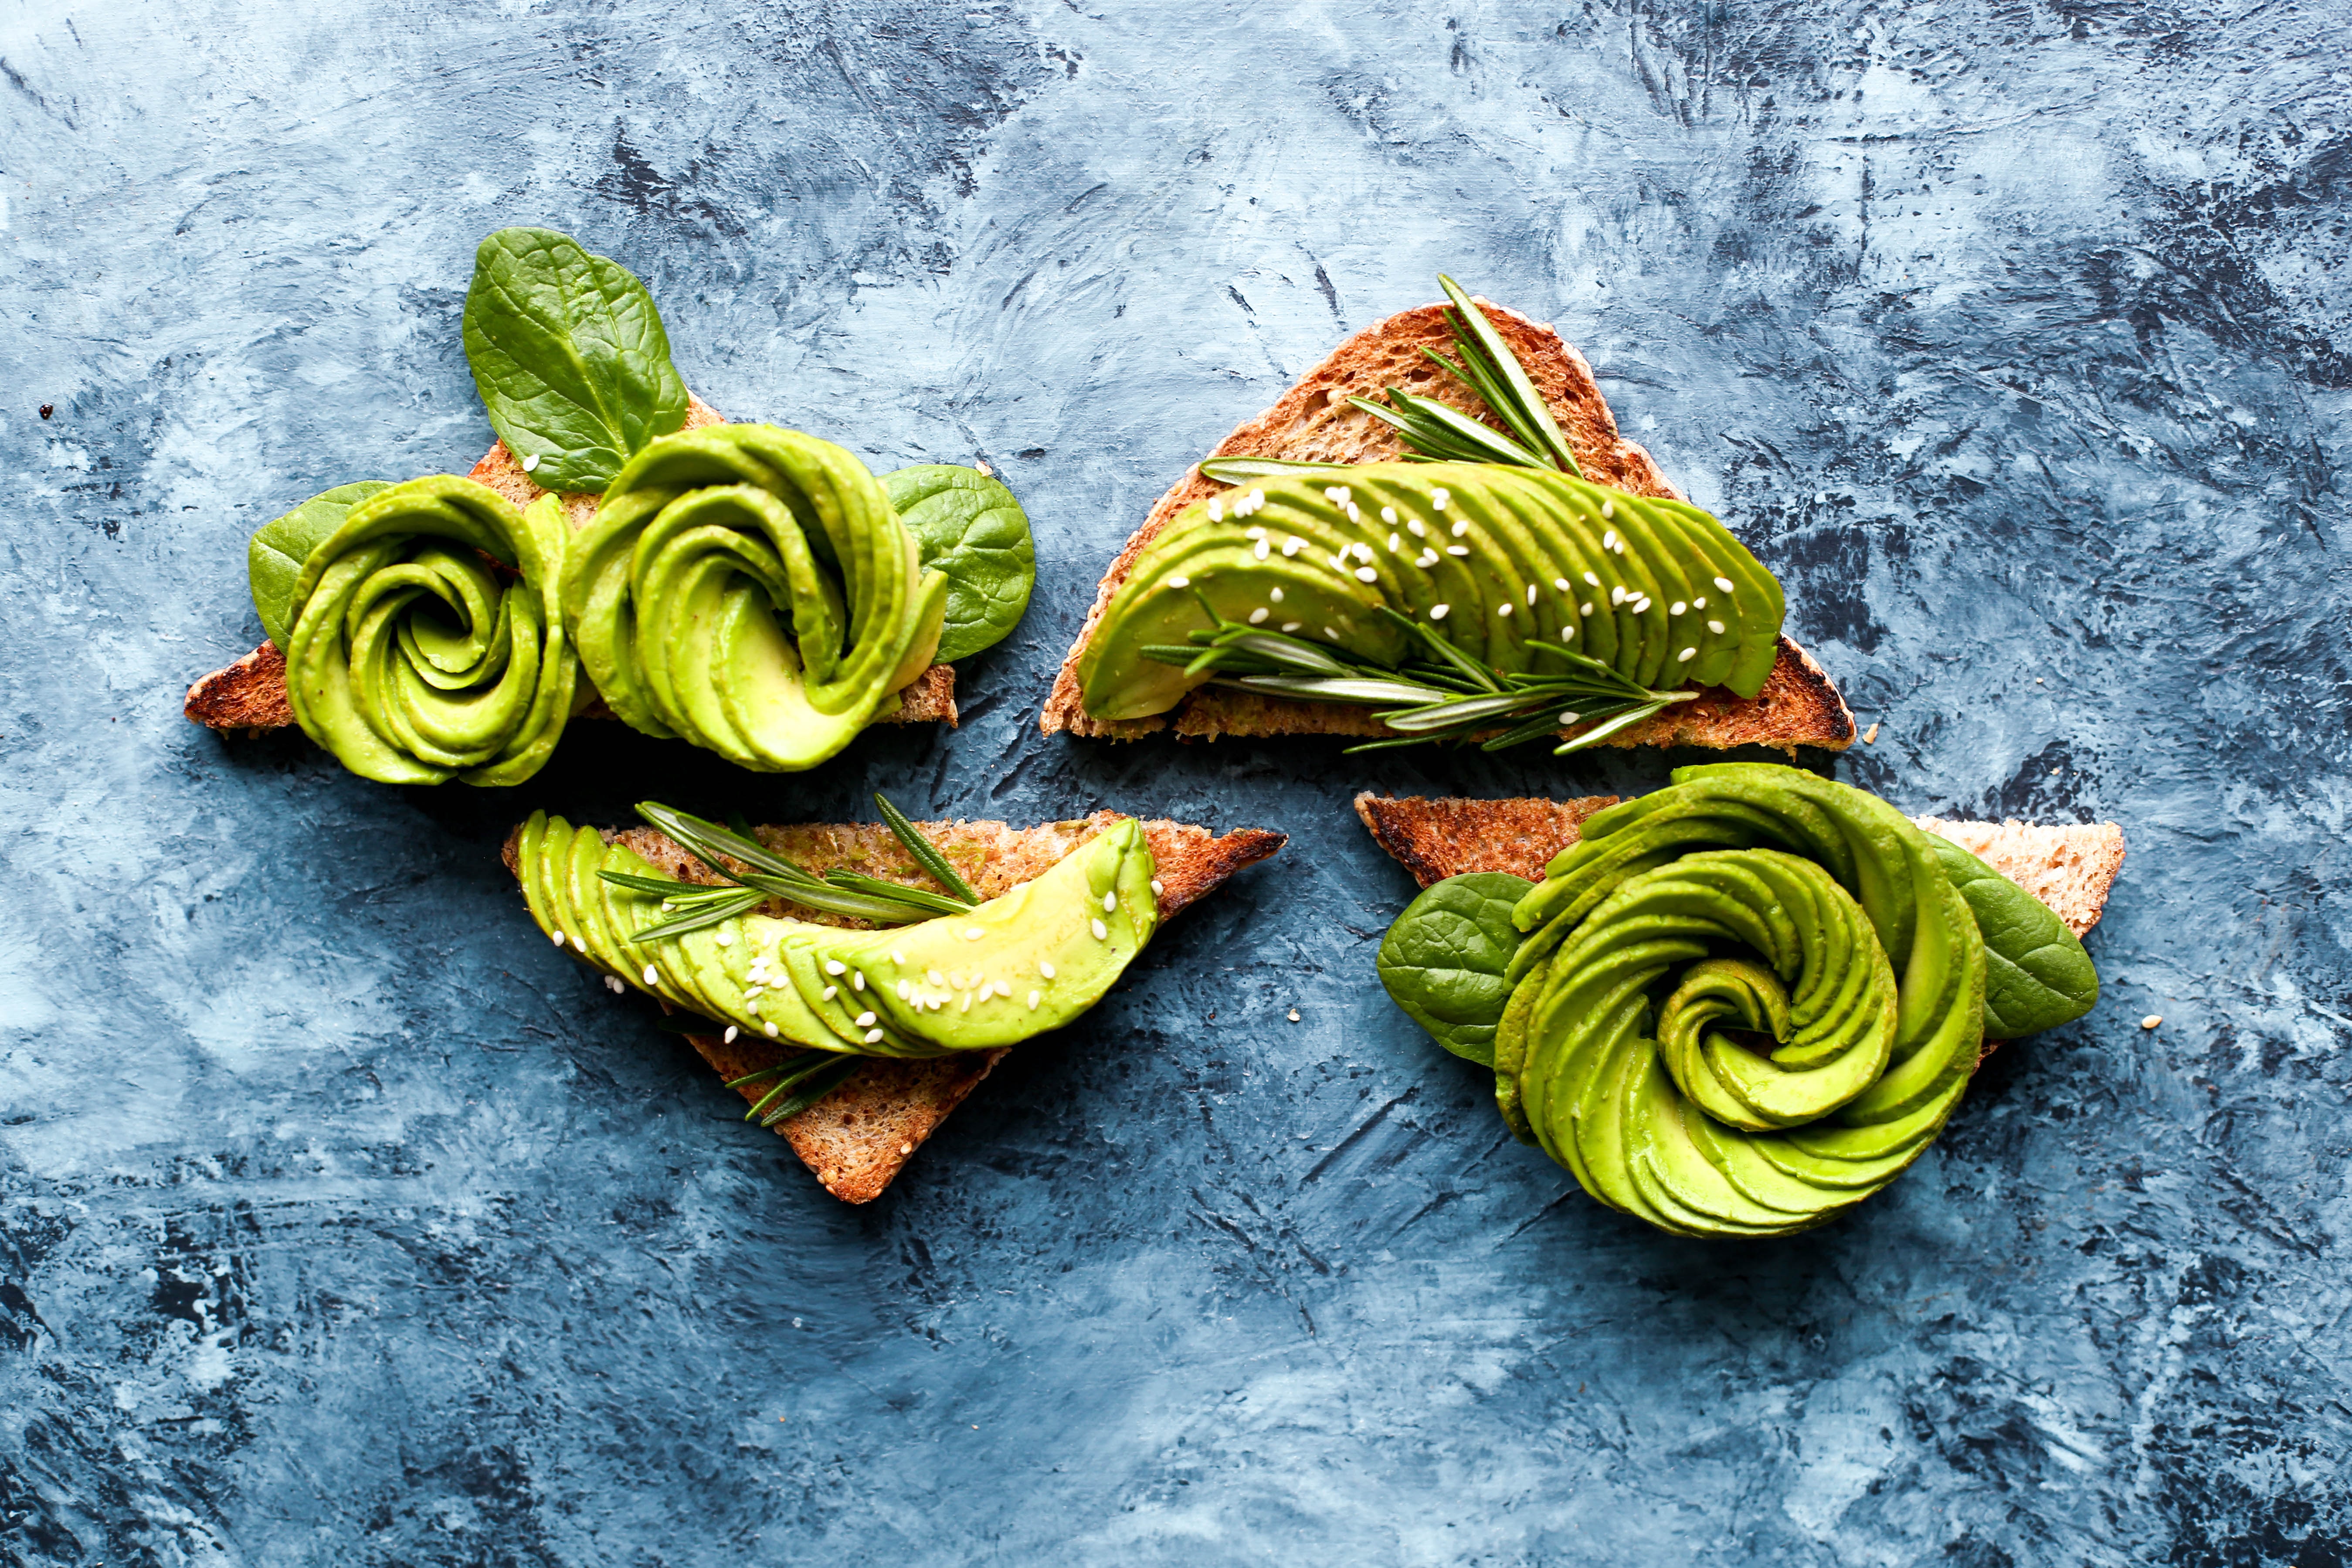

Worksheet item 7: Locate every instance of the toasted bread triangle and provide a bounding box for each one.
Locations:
[502,811,1284,1203]
[1353,792,2125,939]
[1042,301,1855,752]
[183,394,959,734]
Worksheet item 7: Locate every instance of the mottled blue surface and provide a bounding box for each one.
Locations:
[4,1,2350,1562]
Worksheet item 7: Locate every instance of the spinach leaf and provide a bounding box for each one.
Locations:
[461,227,688,495]
[1376,872,1534,1067]
[247,480,392,648]
[880,465,1035,662]
[1926,833,2101,1038]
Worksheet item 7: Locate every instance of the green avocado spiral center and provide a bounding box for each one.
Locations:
[282,475,580,786]
[562,425,947,772]
[1495,764,1988,1238]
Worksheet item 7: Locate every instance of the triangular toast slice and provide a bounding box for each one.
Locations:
[184,394,959,734]
[1042,302,1854,751]
[502,810,1285,1202]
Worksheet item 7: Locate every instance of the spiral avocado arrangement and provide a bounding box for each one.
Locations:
[268,476,582,786]
[226,227,1031,787]
[1378,764,2102,1238]
[563,425,947,771]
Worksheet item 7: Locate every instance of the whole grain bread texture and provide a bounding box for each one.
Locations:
[1353,792,2125,939]
[1040,301,1854,753]
[185,394,959,734]
[502,811,1285,1204]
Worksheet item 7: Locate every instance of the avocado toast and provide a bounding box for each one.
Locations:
[1043,292,1854,752]
[505,808,1284,1202]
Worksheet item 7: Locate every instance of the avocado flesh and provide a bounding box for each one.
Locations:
[1079,462,1783,723]
[1482,765,1988,1239]
[517,813,1162,1058]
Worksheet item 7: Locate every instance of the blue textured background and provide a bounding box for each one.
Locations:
[4,1,2349,1562]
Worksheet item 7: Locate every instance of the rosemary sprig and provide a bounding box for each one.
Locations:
[726,1051,865,1127]
[1143,601,1694,756]
[871,792,980,904]
[604,799,975,937]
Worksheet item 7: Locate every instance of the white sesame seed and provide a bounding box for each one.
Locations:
[1328,554,1347,570]
[1583,571,1601,587]
[1150,878,1164,897]
[1610,585,1627,605]
[1249,607,1269,624]
[821,985,836,1001]
[1091,917,1109,940]
[1248,490,1265,509]
[1324,486,1345,503]
[1324,626,1341,640]
[1284,536,1306,555]
[1714,576,1734,592]
[1553,577,1571,591]
[1388,531,1402,552]
[1432,488,1450,509]
[522,451,542,472]
[1416,552,1438,568]
[1561,620,1575,637]
[964,926,986,940]
[1407,519,1426,538]
[997,980,1015,998]
[1355,541,1375,561]
[765,1022,779,1038]
[1602,529,1617,550]
[1693,596,1707,609]
[1381,506,1398,523]
[1253,538,1269,560]
[852,971,865,991]
[1580,602,1593,616]
[1446,545,1470,557]
[723,1025,738,1043]
[1346,502,1360,523]
[1708,619,1726,634]
[1559,710,1580,725]
[1498,602,1513,617]
[1103,891,1119,913]
[605,974,623,993]
[1282,621,1302,632]
[1040,960,1056,979]
[1527,584,1540,606]
[550,928,566,947]
[574,936,587,953]
[1269,587,1284,603]
[850,1010,872,1028]
[1430,604,1450,620]
[1245,524,1264,540]
[1611,537,1626,554]
[891,949,905,965]
[1167,574,1189,587]
[865,1028,884,1044]
[896,979,912,1000]
[823,959,845,975]
[1678,647,1697,662]
[1601,499,1614,519]
[1632,596,1652,614]
[1028,990,1042,1010]
[1451,519,1470,537]
[642,964,658,985]
[928,969,945,985]
[1207,499,1224,522]
[1355,566,1378,582]
[1669,601,1686,616]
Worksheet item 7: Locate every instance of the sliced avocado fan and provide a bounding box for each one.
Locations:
[1077,462,1784,723]
[515,812,1160,1057]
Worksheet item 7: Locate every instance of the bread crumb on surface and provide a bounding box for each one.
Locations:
[1863,721,1879,744]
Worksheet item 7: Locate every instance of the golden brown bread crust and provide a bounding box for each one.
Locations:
[502,811,1285,1204]
[1354,792,2125,939]
[183,393,959,735]
[1040,300,1853,752]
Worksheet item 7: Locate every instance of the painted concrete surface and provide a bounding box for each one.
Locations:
[3,0,2349,1561]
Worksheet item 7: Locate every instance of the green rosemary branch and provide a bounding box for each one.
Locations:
[871,792,980,904]
[726,1051,865,1127]
[1140,601,1695,757]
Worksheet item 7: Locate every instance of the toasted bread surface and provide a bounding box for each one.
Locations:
[503,812,1284,1203]
[1041,302,1853,752]
[1355,792,2124,939]
[184,394,958,733]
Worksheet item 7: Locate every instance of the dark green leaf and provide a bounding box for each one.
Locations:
[247,482,392,648]
[1376,872,1537,1066]
[1925,833,2101,1037]
[461,227,689,495]
[879,465,1035,662]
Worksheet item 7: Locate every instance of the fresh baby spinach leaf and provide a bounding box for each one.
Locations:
[247,480,391,648]
[881,464,1035,662]
[1375,871,1535,1067]
[1926,833,2101,1038]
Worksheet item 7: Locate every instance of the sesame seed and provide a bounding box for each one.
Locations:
[574,936,587,953]
[2142,1015,2162,1029]
[1714,576,1734,592]
[1284,536,1306,556]
[642,964,658,985]
[1381,506,1398,524]
[1091,918,1109,940]
[1282,621,1302,632]
[821,985,836,1001]
[1415,552,1438,568]
[853,1010,876,1028]
[1355,566,1378,582]
[1583,571,1601,587]
[998,980,1016,998]
[1167,574,1190,587]
[1103,891,1119,913]
[928,969,945,985]
[1346,502,1360,523]
[1028,990,1042,1010]
[605,975,623,993]
[891,949,905,965]
[1269,587,1284,603]
[1559,710,1580,725]
[1602,529,1617,550]
[823,959,845,975]
[1450,519,1469,537]
[1324,486,1347,504]
[1249,607,1269,624]
[1707,619,1725,634]
[1355,541,1376,561]
[1611,537,1626,554]
[1561,620,1576,637]
[1388,532,1402,552]
[765,1022,779,1038]
[1040,960,1056,979]
[1693,596,1707,609]
[1669,601,1686,616]
[1527,584,1539,606]
[1610,585,1627,605]
[1245,525,1264,540]
[1498,602,1513,617]
[1432,488,1450,509]
[964,926,986,940]
[1632,596,1652,614]
[1446,545,1470,557]
[1207,499,1224,522]
[723,1025,739,1044]
[1678,647,1697,662]
[1248,490,1264,509]
[1600,499,1614,519]
[852,971,865,991]
[551,928,566,946]
[865,1028,884,1044]
[1150,878,1164,896]
[1324,626,1341,640]
[1553,577,1570,591]
[1328,554,1347,570]
[896,979,912,1000]
[1254,538,1269,560]
[1407,519,1426,538]
[522,451,543,473]
[1580,602,1593,616]
[1430,604,1450,620]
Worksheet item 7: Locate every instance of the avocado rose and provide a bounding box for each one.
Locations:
[1078,462,1784,727]
[1377,764,2102,1239]
[561,424,948,772]
[276,475,582,786]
